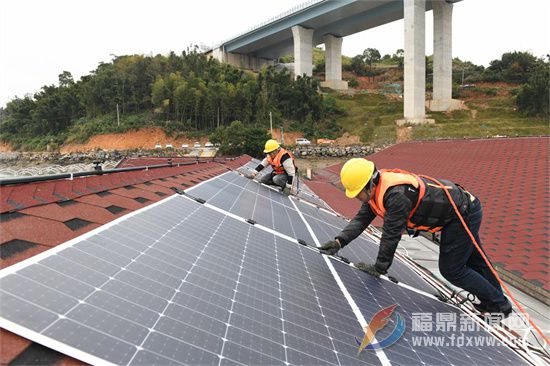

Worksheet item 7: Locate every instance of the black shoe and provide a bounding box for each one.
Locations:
[473,300,512,321]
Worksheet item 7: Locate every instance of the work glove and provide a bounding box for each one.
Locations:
[282,183,292,196]
[246,170,258,179]
[355,262,383,278]
[319,240,341,255]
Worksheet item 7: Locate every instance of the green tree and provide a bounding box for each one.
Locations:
[210,120,270,157]
[516,61,549,117]
[392,49,404,69]
[0,47,333,150]
[484,51,539,83]
[350,55,366,76]
[363,48,381,69]
[151,77,169,110]
[58,71,74,87]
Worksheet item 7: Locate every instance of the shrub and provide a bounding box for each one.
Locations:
[210,120,270,158]
[347,77,359,88]
[516,63,549,117]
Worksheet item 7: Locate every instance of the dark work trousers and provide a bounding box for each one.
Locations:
[260,172,288,188]
[438,198,507,307]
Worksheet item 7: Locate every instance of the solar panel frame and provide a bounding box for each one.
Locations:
[0,168,531,366]
[193,176,438,295]
[187,172,315,244]
[329,259,528,366]
[292,199,438,294]
[0,194,384,365]
[236,159,333,209]
[294,198,531,366]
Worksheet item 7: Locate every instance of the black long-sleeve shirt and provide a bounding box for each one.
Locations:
[336,185,415,273]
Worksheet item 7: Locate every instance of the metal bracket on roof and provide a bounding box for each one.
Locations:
[245,219,256,225]
[297,239,308,246]
[335,255,350,264]
[181,193,206,204]
[175,188,207,204]
[170,187,185,195]
[93,161,103,171]
[388,275,399,284]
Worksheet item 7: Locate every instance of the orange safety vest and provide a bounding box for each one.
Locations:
[368,169,445,233]
[267,148,295,175]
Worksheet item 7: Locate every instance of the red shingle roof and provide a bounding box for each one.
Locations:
[308,137,549,292]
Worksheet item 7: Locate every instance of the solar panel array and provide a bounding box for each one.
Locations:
[0,169,527,365]
[192,172,437,294]
[237,158,331,209]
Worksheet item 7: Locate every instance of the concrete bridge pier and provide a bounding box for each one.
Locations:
[400,0,433,125]
[291,25,314,78]
[429,0,461,111]
[321,34,348,90]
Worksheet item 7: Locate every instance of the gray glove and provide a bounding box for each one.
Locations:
[319,240,341,255]
[282,184,292,196]
[246,170,258,179]
[355,262,383,277]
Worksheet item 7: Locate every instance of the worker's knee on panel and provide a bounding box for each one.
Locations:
[260,173,272,185]
[272,174,288,188]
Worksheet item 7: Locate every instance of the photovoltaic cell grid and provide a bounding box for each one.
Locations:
[189,172,314,244]
[190,172,436,294]
[187,173,526,365]
[292,200,437,295]
[0,195,382,365]
[237,158,331,209]
[330,260,526,365]
[0,171,528,365]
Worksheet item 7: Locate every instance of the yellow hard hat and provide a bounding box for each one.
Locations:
[264,139,280,153]
[340,158,375,198]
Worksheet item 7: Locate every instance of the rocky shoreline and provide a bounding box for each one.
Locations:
[0,144,384,166]
[293,144,383,157]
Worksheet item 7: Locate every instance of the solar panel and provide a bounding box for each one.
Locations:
[191,173,437,294]
[0,195,380,365]
[292,200,437,294]
[189,172,314,244]
[0,170,529,365]
[237,159,332,209]
[330,259,527,365]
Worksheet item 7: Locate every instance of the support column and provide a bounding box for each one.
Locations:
[430,0,458,111]
[400,0,432,125]
[291,25,314,78]
[321,34,348,90]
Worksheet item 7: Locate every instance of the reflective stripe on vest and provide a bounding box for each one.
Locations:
[267,148,294,175]
[367,169,446,232]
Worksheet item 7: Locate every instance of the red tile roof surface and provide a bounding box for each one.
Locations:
[0,155,252,365]
[307,137,550,293]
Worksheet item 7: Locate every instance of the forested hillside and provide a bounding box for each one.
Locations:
[1,47,547,154]
[0,48,343,151]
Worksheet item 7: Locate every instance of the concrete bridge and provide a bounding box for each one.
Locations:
[207,0,463,124]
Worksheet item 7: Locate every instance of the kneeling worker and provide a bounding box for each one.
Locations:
[248,139,296,195]
[319,158,511,316]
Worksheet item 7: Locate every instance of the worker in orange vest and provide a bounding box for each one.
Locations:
[319,158,511,317]
[247,139,296,195]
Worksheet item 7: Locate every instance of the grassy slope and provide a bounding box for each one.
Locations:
[416,97,549,140]
[331,93,403,145]
[331,89,549,144]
